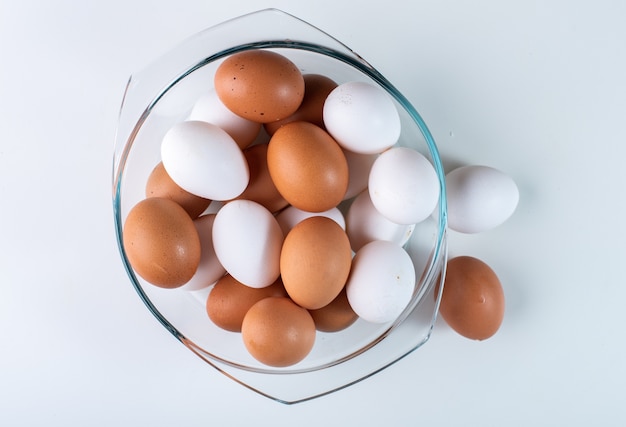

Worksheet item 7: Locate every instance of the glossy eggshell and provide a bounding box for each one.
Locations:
[438,256,505,340]
[267,121,349,213]
[179,214,226,291]
[323,81,401,154]
[264,74,337,135]
[234,143,289,213]
[161,120,249,201]
[280,216,352,310]
[445,165,519,234]
[368,146,440,225]
[214,50,305,123]
[188,89,261,150]
[345,240,416,324]
[206,275,287,332]
[212,199,283,288]
[241,297,316,367]
[145,161,211,219]
[308,288,358,333]
[122,197,201,288]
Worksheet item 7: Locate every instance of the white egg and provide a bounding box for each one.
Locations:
[180,214,226,291]
[346,190,415,252]
[275,206,345,236]
[188,90,261,149]
[212,200,283,288]
[368,147,440,225]
[446,165,519,233]
[161,120,249,201]
[323,81,401,154]
[342,149,378,200]
[346,240,416,324]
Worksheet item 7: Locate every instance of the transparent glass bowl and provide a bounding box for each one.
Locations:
[112,8,448,404]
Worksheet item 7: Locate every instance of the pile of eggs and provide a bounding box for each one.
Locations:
[122,49,519,367]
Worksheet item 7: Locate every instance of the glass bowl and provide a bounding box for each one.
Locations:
[112,8,448,404]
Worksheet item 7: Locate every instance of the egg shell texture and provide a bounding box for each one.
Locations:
[179,214,226,291]
[267,121,349,213]
[445,165,519,234]
[323,81,401,154]
[241,297,316,367]
[234,143,289,213]
[161,120,249,201]
[264,74,337,135]
[188,89,261,149]
[368,146,440,225]
[145,161,211,219]
[346,189,415,252]
[308,288,358,333]
[438,256,505,340]
[214,50,305,123]
[346,240,416,324]
[280,216,352,310]
[122,197,201,288]
[212,199,283,288]
[206,275,287,332]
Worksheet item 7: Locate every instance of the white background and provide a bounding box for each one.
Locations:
[1,0,625,425]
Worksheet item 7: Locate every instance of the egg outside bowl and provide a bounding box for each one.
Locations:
[112,8,448,404]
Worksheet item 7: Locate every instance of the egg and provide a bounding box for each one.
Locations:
[308,288,358,333]
[368,146,440,225]
[241,297,316,367]
[234,143,289,213]
[445,165,519,234]
[179,214,226,291]
[346,240,416,323]
[206,275,287,332]
[214,50,305,123]
[161,120,249,201]
[264,74,337,135]
[280,216,352,310]
[145,161,211,219]
[323,81,401,154]
[123,197,201,288]
[188,89,261,149]
[212,199,283,288]
[342,149,378,200]
[437,256,505,340]
[267,121,349,212]
[346,190,415,252]
[275,205,345,236]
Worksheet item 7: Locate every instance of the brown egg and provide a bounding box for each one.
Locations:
[206,275,287,332]
[308,288,358,332]
[234,143,289,213]
[241,297,316,367]
[123,197,201,288]
[214,50,305,123]
[280,216,352,310]
[145,162,211,219]
[264,74,337,135]
[437,256,505,340]
[267,121,349,212]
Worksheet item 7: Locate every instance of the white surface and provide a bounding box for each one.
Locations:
[1,0,625,425]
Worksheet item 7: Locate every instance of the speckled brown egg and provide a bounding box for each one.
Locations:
[214,50,305,123]
[280,216,352,310]
[123,197,201,288]
[264,74,337,135]
[234,143,289,213]
[267,121,349,212]
[308,288,358,332]
[145,162,211,219]
[241,297,316,367]
[438,256,505,340]
[206,275,287,332]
